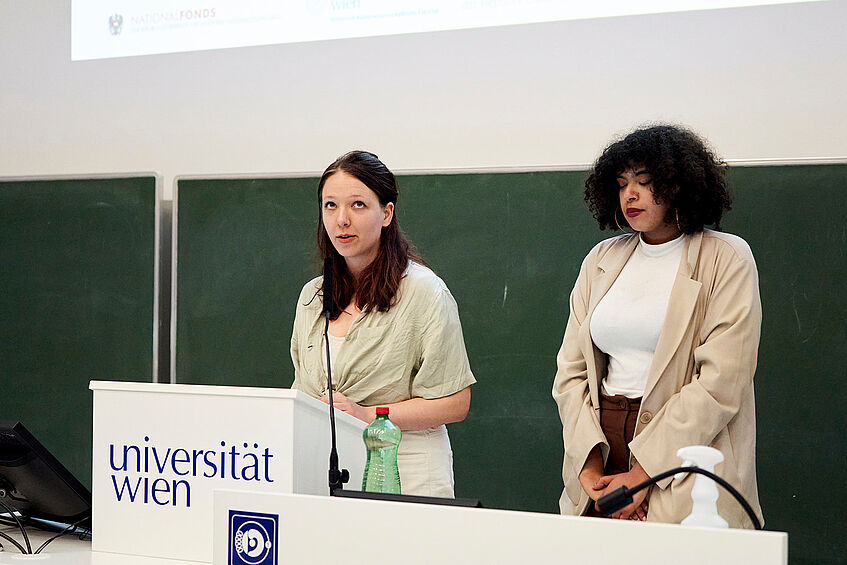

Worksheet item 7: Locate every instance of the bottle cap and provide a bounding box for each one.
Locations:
[375,407,389,415]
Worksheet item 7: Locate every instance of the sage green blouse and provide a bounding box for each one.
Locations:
[290,262,476,406]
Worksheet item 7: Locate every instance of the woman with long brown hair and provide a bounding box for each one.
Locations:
[291,150,475,497]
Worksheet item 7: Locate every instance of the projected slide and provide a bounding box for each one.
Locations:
[71,0,823,61]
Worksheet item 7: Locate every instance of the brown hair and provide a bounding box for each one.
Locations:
[316,150,422,320]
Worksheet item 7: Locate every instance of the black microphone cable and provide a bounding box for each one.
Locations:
[34,515,91,554]
[0,498,31,554]
[596,466,761,530]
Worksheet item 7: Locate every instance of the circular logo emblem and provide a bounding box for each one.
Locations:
[233,520,272,565]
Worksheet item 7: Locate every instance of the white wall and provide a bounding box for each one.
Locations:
[2,0,846,199]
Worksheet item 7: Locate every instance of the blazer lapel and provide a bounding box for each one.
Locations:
[643,232,703,400]
[589,234,639,312]
[578,235,639,406]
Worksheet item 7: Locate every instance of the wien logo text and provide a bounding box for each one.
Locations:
[108,436,274,507]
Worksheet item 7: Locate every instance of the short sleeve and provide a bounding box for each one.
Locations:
[290,277,322,395]
[290,303,303,389]
[409,285,476,399]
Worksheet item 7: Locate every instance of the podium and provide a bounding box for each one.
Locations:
[89,381,366,562]
[213,490,788,565]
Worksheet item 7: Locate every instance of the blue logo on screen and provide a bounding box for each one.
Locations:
[229,510,278,565]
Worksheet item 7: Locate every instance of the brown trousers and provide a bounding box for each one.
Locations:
[586,392,642,517]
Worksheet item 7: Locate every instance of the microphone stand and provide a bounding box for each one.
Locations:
[323,257,349,494]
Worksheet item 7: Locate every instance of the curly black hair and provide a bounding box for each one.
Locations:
[584,124,732,234]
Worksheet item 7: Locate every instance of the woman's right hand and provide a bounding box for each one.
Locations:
[578,445,606,501]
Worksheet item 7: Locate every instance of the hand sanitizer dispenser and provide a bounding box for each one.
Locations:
[676,445,728,528]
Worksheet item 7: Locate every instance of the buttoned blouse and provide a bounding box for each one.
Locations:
[291,262,476,407]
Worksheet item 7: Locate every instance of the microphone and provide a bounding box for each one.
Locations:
[322,256,349,493]
[322,256,333,317]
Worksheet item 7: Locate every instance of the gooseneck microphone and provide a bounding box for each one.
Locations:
[323,256,349,493]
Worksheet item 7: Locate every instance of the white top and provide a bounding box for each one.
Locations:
[319,332,346,380]
[590,234,685,398]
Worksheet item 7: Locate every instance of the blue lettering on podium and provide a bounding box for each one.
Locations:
[107,436,275,508]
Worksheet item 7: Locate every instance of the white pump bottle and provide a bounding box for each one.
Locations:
[676,445,728,528]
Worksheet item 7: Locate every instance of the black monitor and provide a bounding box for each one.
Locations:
[0,421,91,523]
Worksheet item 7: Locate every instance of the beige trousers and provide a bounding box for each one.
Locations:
[397,424,454,498]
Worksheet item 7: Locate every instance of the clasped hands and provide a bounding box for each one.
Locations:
[579,448,650,521]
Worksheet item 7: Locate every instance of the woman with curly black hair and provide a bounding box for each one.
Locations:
[553,125,763,527]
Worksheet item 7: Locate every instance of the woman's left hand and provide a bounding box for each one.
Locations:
[593,462,651,520]
[319,392,374,423]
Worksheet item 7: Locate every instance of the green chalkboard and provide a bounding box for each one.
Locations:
[0,176,158,489]
[723,165,847,565]
[176,165,846,565]
[174,178,318,385]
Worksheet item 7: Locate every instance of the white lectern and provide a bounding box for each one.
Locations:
[89,381,366,562]
[213,490,787,565]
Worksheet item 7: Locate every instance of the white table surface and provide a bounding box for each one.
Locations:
[0,527,207,565]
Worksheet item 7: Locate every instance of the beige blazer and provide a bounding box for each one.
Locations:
[552,230,763,528]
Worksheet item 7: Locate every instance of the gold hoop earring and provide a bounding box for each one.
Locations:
[675,209,682,233]
[615,209,633,233]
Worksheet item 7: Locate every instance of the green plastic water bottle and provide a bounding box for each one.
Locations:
[362,407,402,494]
